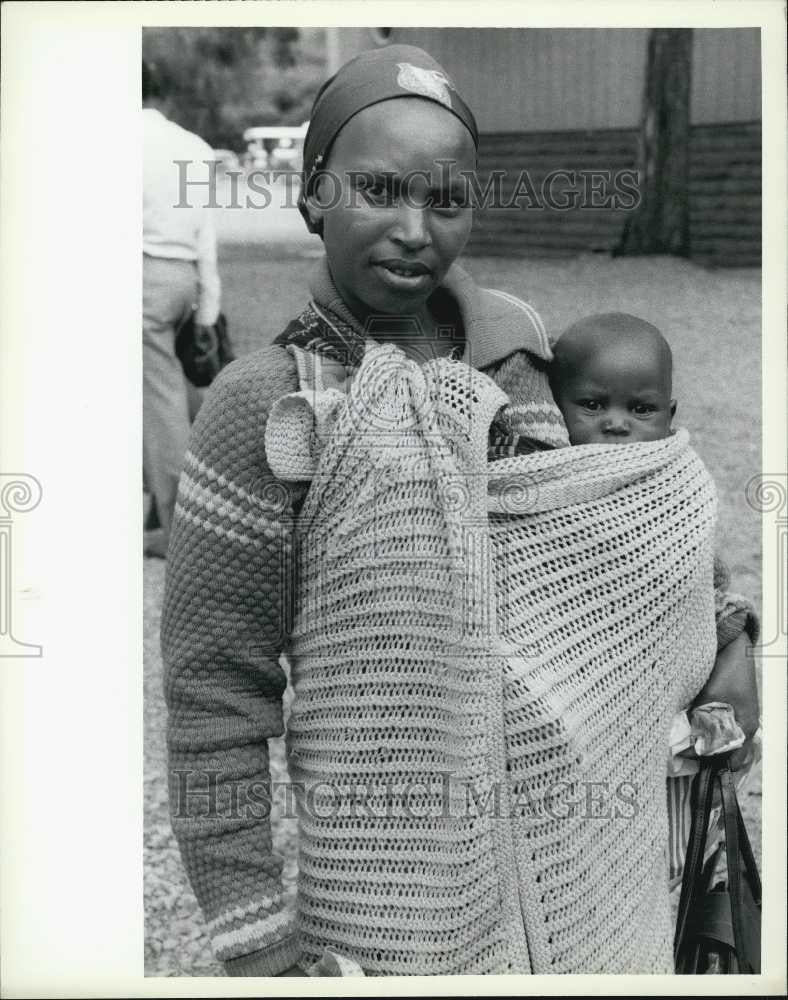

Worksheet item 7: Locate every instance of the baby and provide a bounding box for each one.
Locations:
[549,311,676,445]
[548,310,748,886]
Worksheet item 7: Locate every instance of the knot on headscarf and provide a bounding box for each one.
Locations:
[298,44,479,235]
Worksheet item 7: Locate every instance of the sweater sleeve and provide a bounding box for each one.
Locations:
[482,349,570,450]
[712,554,760,650]
[161,345,302,976]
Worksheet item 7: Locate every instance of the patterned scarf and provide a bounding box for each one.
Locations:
[272,257,570,459]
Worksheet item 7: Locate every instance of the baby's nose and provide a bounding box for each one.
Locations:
[602,414,630,435]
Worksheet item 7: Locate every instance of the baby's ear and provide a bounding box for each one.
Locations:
[670,399,677,418]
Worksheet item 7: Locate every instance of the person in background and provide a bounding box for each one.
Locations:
[143,58,221,558]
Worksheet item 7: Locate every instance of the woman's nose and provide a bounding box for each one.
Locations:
[391,203,432,249]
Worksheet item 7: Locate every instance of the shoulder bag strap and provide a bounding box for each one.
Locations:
[719,765,762,973]
[674,757,718,966]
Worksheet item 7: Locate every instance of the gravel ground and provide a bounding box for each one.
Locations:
[144,250,763,976]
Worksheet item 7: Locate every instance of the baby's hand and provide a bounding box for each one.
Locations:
[690,632,760,771]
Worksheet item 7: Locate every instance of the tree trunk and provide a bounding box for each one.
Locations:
[616,29,693,257]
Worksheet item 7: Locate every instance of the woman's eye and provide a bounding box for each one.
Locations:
[361,181,395,204]
[430,193,465,211]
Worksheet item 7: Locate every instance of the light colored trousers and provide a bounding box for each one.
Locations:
[143,254,202,545]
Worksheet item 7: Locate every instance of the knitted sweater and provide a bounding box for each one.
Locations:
[161,259,757,976]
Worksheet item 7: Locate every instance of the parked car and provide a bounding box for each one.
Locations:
[212,148,241,172]
[242,123,308,175]
[243,141,268,172]
[269,137,301,172]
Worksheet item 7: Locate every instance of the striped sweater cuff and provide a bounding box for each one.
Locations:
[223,932,301,978]
[716,594,760,651]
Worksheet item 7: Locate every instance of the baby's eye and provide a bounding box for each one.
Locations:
[632,403,657,415]
[578,399,603,412]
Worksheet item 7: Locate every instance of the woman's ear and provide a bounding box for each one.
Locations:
[304,187,324,231]
[298,180,325,237]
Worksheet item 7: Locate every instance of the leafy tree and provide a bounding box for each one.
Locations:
[142,27,326,149]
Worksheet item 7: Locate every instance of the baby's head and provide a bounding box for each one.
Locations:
[550,312,676,445]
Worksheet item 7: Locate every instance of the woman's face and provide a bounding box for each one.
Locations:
[309,98,476,324]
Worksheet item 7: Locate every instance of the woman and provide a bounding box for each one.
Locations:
[161,45,759,977]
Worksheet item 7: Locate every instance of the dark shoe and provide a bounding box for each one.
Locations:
[144,529,169,559]
[144,493,161,531]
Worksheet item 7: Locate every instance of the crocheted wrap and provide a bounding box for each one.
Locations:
[487,426,718,973]
[280,344,718,975]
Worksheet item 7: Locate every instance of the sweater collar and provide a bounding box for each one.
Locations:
[307,255,553,371]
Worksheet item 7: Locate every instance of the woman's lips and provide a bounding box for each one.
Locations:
[372,259,433,292]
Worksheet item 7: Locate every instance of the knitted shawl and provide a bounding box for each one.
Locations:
[487,426,718,973]
[273,343,718,975]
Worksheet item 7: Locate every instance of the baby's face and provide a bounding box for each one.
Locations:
[554,338,676,446]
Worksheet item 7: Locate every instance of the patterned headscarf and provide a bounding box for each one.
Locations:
[298,44,479,234]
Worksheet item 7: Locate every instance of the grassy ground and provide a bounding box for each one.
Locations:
[144,248,762,976]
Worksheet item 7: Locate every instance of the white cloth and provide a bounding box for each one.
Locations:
[667,702,746,774]
[143,107,220,325]
[665,702,755,888]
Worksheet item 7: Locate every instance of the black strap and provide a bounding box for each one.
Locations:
[675,756,762,974]
[719,766,762,972]
[674,755,720,964]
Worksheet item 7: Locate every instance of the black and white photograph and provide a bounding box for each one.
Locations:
[141,21,772,980]
[1,3,786,996]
